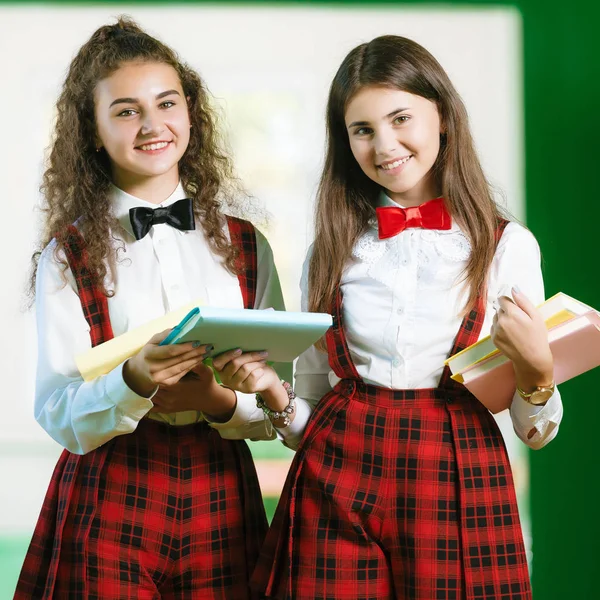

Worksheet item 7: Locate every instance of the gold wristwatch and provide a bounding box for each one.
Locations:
[516,381,555,406]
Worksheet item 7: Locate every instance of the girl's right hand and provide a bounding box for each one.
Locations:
[123,329,212,397]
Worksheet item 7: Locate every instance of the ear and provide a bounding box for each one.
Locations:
[439,118,447,136]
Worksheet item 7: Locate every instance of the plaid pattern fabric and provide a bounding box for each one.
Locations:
[253,220,531,599]
[227,216,258,309]
[16,219,266,599]
[61,224,115,346]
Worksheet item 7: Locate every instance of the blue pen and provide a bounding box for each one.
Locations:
[159,308,200,346]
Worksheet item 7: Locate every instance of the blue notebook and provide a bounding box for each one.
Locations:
[160,306,333,363]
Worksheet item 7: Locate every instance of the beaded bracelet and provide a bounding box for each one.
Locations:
[256,381,296,435]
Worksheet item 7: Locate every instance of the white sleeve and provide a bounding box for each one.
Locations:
[34,243,154,455]
[205,227,286,441]
[489,222,563,449]
[274,246,333,450]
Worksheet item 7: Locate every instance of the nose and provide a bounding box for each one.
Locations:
[373,128,398,156]
[140,110,165,137]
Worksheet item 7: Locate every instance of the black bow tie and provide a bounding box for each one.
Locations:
[129,198,195,240]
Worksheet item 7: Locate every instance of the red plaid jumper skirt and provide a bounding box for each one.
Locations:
[252,220,532,600]
[15,217,267,600]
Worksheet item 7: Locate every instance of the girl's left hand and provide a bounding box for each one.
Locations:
[490,287,554,390]
[212,349,280,394]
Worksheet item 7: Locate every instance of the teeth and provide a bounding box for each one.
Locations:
[139,141,169,151]
[380,156,411,170]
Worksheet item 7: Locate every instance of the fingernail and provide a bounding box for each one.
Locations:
[192,341,201,348]
[205,345,214,353]
[233,348,243,355]
[258,351,268,358]
[512,285,522,295]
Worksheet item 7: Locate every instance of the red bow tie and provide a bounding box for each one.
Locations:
[376,197,451,239]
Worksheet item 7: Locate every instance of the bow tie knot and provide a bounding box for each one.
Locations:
[376,197,451,239]
[129,198,195,240]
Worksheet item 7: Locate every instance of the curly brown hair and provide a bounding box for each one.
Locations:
[29,15,250,300]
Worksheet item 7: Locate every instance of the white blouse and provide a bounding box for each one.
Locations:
[281,193,563,451]
[35,183,284,454]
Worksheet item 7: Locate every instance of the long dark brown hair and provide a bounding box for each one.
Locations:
[309,35,506,334]
[29,16,248,299]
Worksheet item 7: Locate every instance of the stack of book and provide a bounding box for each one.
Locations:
[445,292,600,413]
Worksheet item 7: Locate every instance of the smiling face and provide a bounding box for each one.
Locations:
[94,60,190,195]
[345,85,443,207]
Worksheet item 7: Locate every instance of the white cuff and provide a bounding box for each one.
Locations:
[204,390,257,429]
[105,361,155,420]
[275,396,313,450]
[510,386,563,449]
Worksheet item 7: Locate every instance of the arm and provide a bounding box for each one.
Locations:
[35,244,211,454]
[211,245,334,449]
[35,243,155,454]
[204,228,286,441]
[489,223,563,450]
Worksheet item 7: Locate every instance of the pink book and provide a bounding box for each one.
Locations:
[453,311,600,413]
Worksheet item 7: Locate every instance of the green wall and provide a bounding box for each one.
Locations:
[520,1,599,598]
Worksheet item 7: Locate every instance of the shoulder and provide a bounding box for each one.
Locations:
[38,238,60,270]
[496,221,540,255]
[300,243,315,294]
[225,215,255,237]
[36,239,76,297]
[225,217,276,269]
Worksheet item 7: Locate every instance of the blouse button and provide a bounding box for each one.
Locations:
[392,358,401,368]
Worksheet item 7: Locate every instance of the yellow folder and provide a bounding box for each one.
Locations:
[75,299,204,382]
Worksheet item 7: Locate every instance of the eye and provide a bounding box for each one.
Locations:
[117,108,137,117]
[354,127,373,136]
[393,115,410,125]
[160,100,176,109]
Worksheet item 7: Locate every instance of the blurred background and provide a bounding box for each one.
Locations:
[0,1,597,598]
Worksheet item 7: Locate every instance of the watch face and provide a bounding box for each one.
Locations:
[530,388,553,405]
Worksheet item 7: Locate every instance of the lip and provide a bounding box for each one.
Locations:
[135,140,173,154]
[377,154,413,175]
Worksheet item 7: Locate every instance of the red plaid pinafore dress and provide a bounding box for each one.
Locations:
[252,220,532,600]
[15,217,267,600]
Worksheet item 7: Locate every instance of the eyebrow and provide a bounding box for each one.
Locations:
[347,107,410,129]
[109,89,181,108]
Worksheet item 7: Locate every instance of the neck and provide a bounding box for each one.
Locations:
[112,168,180,205]
[386,173,441,208]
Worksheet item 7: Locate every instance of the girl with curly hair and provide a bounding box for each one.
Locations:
[15,16,283,599]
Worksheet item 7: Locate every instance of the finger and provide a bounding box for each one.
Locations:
[212,349,268,370]
[496,296,516,314]
[220,357,267,382]
[155,356,207,385]
[228,361,268,387]
[218,351,268,373]
[145,342,213,360]
[145,346,207,373]
[511,286,538,319]
[211,348,243,370]
[148,329,174,345]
